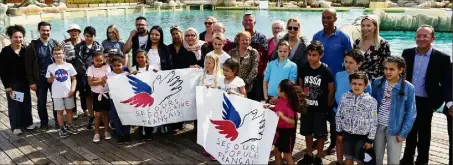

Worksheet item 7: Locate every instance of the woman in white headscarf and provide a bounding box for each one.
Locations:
[174,27,211,68]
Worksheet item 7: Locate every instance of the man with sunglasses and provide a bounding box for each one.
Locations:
[123,16,149,66]
[238,12,268,102]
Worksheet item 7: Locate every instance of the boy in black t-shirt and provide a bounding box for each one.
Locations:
[297,41,335,165]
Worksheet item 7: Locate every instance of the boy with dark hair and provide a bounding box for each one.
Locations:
[75,26,104,130]
[336,71,378,165]
[297,41,335,165]
[333,49,372,164]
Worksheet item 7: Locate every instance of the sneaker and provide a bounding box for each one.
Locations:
[12,129,22,135]
[73,113,78,119]
[39,124,49,130]
[66,125,79,135]
[209,155,217,161]
[313,156,322,165]
[59,129,69,138]
[117,135,124,145]
[86,121,93,130]
[105,132,112,140]
[297,153,314,165]
[25,124,35,130]
[93,134,100,142]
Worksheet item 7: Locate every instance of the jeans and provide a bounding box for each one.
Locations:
[109,100,130,136]
[327,109,337,148]
[403,97,433,164]
[374,125,403,165]
[36,74,57,125]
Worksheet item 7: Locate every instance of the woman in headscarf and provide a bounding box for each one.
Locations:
[172,27,210,69]
[228,31,259,99]
[354,15,391,82]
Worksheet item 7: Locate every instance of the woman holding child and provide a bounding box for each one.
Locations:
[0,25,34,135]
[354,15,391,82]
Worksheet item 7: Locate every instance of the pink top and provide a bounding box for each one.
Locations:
[274,98,296,129]
[87,64,111,94]
[267,37,276,57]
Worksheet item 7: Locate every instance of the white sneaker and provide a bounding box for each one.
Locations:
[25,124,35,130]
[93,134,100,142]
[104,132,112,140]
[12,129,22,135]
[72,113,78,119]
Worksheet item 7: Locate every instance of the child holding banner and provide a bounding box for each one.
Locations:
[219,58,247,97]
[264,79,306,165]
[200,53,223,161]
[263,41,297,104]
[107,55,131,144]
[130,50,153,74]
[46,46,78,138]
[87,52,112,143]
[336,71,378,165]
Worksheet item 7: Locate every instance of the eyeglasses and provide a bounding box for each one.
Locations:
[205,22,214,25]
[287,26,299,31]
[185,34,196,38]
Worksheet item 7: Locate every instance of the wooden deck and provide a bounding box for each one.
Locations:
[0,83,450,165]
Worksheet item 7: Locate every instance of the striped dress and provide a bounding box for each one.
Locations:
[378,81,395,126]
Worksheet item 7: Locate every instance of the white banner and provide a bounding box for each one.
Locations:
[108,68,202,126]
[196,87,278,164]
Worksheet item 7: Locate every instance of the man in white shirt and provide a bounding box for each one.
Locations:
[123,16,149,66]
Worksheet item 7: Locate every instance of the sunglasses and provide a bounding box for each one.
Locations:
[287,26,299,31]
[205,22,214,25]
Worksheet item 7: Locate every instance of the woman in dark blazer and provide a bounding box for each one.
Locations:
[269,18,308,69]
[0,25,34,135]
[144,25,172,71]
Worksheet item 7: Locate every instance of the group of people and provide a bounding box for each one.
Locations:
[0,7,451,165]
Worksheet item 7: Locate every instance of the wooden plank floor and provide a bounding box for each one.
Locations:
[0,83,450,165]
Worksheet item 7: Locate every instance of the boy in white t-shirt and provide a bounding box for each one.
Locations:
[206,33,231,67]
[46,46,78,138]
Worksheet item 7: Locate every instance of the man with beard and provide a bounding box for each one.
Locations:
[123,16,149,66]
[400,25,451,165]
[62,24,85,119]
[236,12,268,101]
[25,21,60,130]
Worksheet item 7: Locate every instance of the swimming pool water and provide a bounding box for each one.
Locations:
[22,9,452,56]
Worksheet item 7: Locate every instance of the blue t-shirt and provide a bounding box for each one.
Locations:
[312,27,352,76]
[102,40,125,51]
[334,71,372,112]
[264,58,298,97]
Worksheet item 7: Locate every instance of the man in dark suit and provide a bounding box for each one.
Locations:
[400,25,451,165]
[444,62,452,165]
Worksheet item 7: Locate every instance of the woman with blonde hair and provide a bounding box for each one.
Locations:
[199,16,217,42]
[270,17,307,69]
[228,31,259,99]
[102,25,126,63]
[354,15,391,82]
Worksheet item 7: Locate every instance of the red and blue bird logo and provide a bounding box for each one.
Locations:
[120,75,155,108]
[210,94,242,141]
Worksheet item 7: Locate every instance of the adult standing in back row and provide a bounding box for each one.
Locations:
[400,25,451,165]
[313,8,352,76]
[239,12,268,101]
[25,21,60,130]
[123,16,149,66]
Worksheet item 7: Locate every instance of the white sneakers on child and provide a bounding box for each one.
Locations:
[105,132,112,140]
[93,134,100,142]
[25,124,36,130]
[13,129,22,135]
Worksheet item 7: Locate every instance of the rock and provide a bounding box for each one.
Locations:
[356,0,370,7]
[169,0,177,6]
[319,1,332,7]
[404,2,417,7]
[154,1,163,7]
[283,2,299,8]
[397,0,408,7]
[415,0,431,5]
[25,5,42,15]
[146,0,155,5]
[437,15,452,32]
[417,1,434,8]
[341,0,354,6]
[340,24,361,43]
[297,2,305,7]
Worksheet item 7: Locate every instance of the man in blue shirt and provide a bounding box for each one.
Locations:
[401,25,451,165]
[312,8,352,76]
[25,21,60,130]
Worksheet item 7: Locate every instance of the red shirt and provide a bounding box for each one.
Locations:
[275,98,296,128]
